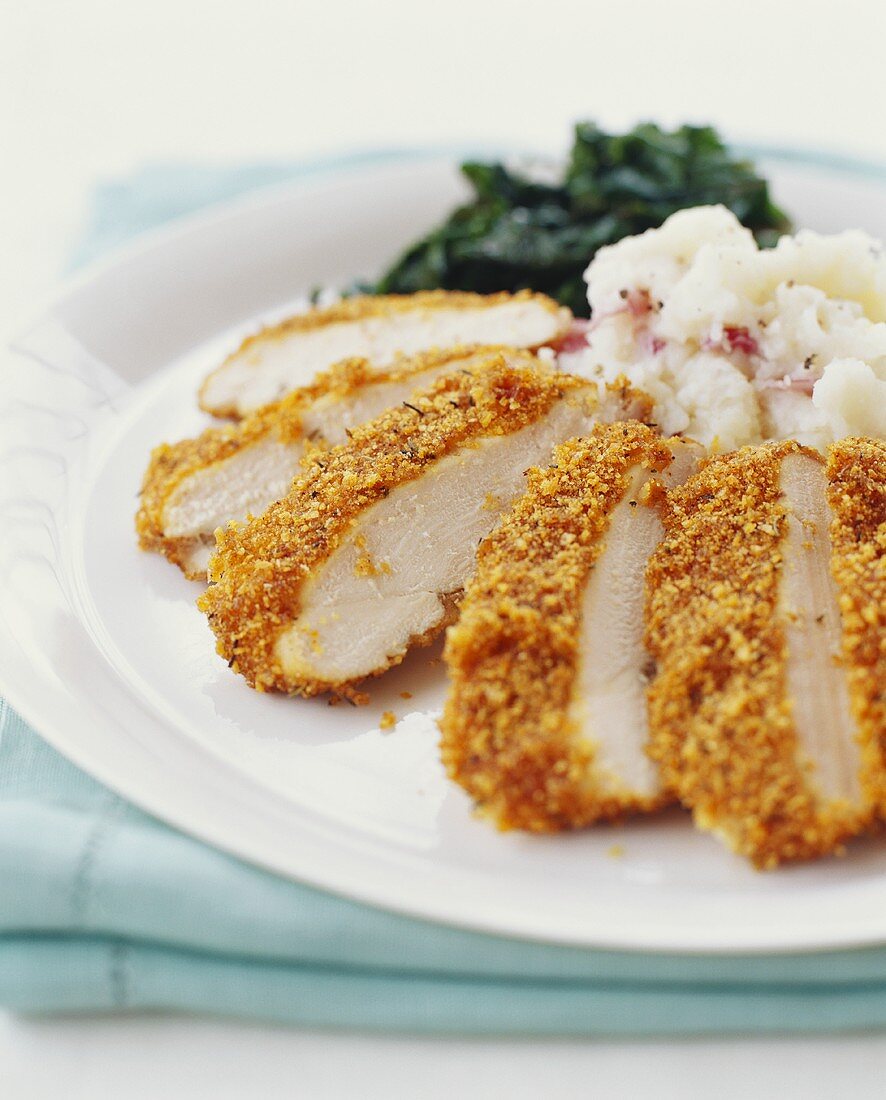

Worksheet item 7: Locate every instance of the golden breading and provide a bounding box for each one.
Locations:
[645,440,882,868]
[440,423,680,832]
[199,352,603,696]
[827,437,886,811]
[199,289,572,418]
[135,348,501,579]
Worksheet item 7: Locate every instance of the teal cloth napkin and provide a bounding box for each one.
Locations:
[3,160,886,1035]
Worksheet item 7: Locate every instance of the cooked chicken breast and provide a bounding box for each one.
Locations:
[827,438,886,813]
[199,290,572,418]
[137,348,502,579]
[439,423,699,831]
[646,438,885,868]
[199,353,650,697]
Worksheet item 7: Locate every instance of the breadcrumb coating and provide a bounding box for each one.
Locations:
[199,351,599,695]
[199,290,571,417]
[827,437,886,811]
[135,347,496,578]
[645,441,879,868]
[440,422,673,832]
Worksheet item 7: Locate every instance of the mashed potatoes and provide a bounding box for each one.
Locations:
[561,206,886,450]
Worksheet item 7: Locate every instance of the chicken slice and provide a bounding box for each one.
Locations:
[199,354,650,696]
[645,439,885,868]
[199,290,572,418]
[439,423,699,831]
[827,437,886,813]
[136,348,501,579]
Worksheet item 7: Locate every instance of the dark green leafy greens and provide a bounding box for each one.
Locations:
[370,122,792,316]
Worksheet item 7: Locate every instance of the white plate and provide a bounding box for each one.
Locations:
[3,149,886,954]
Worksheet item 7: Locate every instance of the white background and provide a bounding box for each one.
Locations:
[2,1,886,1096]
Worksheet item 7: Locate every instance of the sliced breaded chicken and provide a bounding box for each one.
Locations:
[646,438,885,868]
[199,354,650,696]
[827,438,886,813]
[439,423,699,831]
[136,348,502,579]
[199,290,572,418]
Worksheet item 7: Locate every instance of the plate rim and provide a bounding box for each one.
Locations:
[19,138,886,334]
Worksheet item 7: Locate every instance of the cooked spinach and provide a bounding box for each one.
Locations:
[370,122,791,316]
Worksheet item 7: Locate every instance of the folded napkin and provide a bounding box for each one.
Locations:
[3,159,886,1035]
[6,699,886,1034]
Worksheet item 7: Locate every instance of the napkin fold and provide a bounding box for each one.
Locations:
[5,701,886,1034]
[3,158,886,1034]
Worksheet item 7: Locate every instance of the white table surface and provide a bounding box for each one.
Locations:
[5,1015,886,1099]
[2,1,886,1096]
